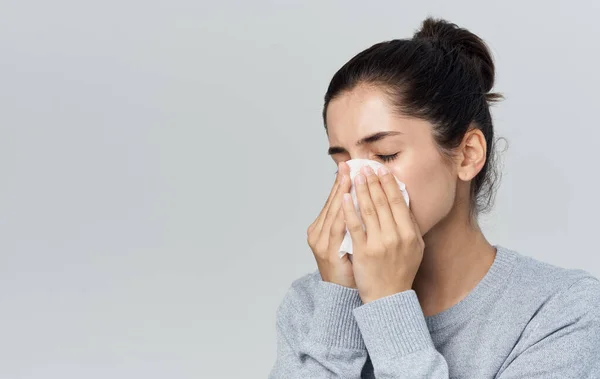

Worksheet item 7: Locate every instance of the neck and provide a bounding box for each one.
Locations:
[412,205,497,316]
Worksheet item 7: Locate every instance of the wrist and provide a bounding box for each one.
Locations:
[307,280,365,349]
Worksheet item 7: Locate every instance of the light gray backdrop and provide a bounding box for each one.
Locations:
[1,1,599,378]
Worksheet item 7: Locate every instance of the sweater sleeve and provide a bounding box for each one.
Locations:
[353,289,450,378]
[351,276,600,379]
[268,279,369,379]
[495,276,600,378]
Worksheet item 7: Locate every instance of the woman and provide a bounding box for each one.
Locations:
[269,17,600,378]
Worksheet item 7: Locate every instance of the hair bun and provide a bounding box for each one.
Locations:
[413,17,502,102]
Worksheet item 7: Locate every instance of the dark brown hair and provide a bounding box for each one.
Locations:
[322,16,506,219]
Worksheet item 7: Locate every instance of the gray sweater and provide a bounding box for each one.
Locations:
[268,245,600,378]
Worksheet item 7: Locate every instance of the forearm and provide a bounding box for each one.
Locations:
[353,290,450,378]
[269,280,368,378]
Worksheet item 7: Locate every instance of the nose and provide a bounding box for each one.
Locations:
[345,152,370,161]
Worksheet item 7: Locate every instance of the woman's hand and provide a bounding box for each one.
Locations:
[307,161,356,289]
[342,164,425,304]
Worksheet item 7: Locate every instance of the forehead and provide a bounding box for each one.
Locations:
[326,85,399,144]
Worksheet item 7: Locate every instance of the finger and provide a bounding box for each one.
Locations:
[342,192,366,247]
[377,166,413,237]
[313,162,345,231]
[362,166,396,235]
[328,204,347,249]
[321,174,351,236]
[320,166,342,214]
[309,183,338,235]
[407,209,424,244]
[354,173,380,237]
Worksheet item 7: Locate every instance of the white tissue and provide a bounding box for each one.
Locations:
[339,159,410,258]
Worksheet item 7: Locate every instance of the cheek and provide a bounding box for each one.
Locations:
[391,156,456,234]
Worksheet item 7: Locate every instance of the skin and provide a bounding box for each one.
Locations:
[307,83,497,315]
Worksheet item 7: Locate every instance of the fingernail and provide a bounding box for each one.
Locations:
[377,166,389,175]
[362,166,374,176]
[343,193,351,202]
[340,175,346,184]
[356,174,365,185]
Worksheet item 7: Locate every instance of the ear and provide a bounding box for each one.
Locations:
[456,125,487,182]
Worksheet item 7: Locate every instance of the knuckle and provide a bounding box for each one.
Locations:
[315,240,328,253]
[388,195,405,205]
[366,174,379,184]
[412,235,423,247]
[376,240,388,251]
[400,231,418,244]
[307,223,318,237]
[379,173,393,183]
[364,247,379,258]
[348,223,363,234]
[372,195,387,208]
[382,233,398,247]
[362,206,376,217]
[405,230,418,241]
[414,239,424,251]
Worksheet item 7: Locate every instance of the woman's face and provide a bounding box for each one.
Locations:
[325,84,459,236]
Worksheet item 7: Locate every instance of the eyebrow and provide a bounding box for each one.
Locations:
[327,131,404,155]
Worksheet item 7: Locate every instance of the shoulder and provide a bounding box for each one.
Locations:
[503,245,600,329]
[530,272,600,328]
[493,247,600,376]
[509,246,599,299]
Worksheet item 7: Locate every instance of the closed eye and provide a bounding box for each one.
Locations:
[333,153,399,174]
[377,153,399,162]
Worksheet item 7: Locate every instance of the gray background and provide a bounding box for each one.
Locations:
[1,0,599,378]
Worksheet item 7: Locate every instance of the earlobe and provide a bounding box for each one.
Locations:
[457,163,476,181]
[457,169,470,181]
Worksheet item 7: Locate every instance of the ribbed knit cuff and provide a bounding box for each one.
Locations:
[307,280,365,350]
[353,290,434,361]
